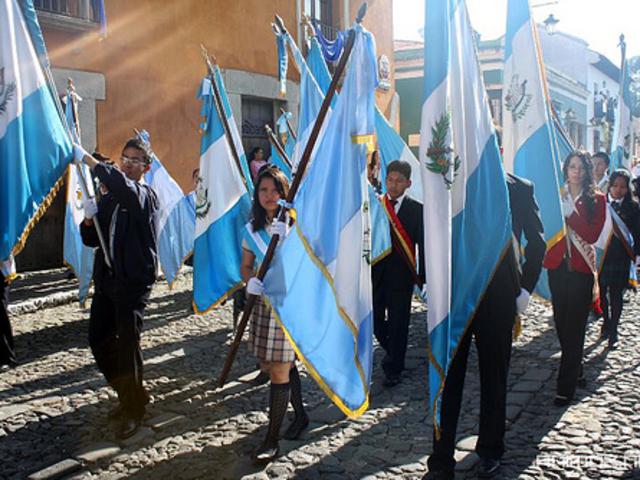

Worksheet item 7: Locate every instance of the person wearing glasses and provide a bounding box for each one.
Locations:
[74,138,159,439]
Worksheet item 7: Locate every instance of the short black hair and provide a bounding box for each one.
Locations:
[387,160,411,180]
[123,137,153,165]
[592,151,610,166]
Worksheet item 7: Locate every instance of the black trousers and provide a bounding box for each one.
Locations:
[373,284,413,378]
[428,271,516,472]
[89,286,151,418]
[599,280,624,342]
[549,262,593,399]
[0,278,16,366]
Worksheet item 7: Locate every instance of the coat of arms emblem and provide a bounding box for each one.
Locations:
[425,111,460,189]
[504,74,532,122]
[0,67,17,117]
[195,175,210,219]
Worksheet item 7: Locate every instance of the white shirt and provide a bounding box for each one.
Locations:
[386,192,406,214]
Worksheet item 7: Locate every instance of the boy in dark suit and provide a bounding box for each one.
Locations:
[424,173,545,480]
[372,160,425,387]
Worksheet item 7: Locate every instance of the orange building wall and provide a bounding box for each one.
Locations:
[42,0,395,191]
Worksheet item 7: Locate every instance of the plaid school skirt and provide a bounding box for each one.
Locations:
[249,295,295,363]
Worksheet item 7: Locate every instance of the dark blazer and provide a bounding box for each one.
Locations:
[81,163,159,293]
[372,195,425,292]
[507,173,546,293]
[606,197,640,261]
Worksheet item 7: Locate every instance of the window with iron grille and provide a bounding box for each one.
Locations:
[241,97,274,163]
[34,0,99,21]
[304,0,337,40]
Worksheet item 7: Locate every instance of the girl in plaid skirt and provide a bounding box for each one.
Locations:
[241,165,309,463]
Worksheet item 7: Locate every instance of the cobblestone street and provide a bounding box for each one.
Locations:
[1,270,640,479]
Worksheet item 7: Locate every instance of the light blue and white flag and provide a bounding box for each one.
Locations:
[62,87,94,305]
[305,34,393,263]
[264,25,377,416]
[139,130,195,287]
[270,111,295,179]
[0,0,72,261]
[419,0,512,433]
[193,70,252,313]
[611,53,632,172]
[503,0,565,300]
[283,33,327,170]
[307,34,423,199]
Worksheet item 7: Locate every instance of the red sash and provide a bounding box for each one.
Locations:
[382,195,421,285]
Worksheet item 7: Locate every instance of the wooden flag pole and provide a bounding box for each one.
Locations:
[217,3,368,388]
[265,124,292,170]
[200,46,251,191]
[67,78,113,270]
[279,107,298,141]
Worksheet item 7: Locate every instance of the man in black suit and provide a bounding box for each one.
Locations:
[424,173,545,479]
[373,160,425,387]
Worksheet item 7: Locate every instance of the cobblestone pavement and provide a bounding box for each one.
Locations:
[1,271,640,479]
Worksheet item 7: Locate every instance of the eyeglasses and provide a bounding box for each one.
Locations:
[120,155,145,166]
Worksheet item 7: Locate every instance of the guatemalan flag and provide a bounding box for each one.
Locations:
[264,24,377,416]
[62,86,95,305]
[419,0,512,433]
[307,31,422,199]
[305,34,391,265]
[139,130,195,287]
[611,49,633,172]
[283,32,327,170]
[503,0,565,299]
[193,68,252,313]
[1,0,72,262]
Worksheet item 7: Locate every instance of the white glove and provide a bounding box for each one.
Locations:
[270,218,287,243]
[516,288,531,314]
[82,197,98,219]
[246,277,264,296]
[73,143,91,165]
[561,196,575,218]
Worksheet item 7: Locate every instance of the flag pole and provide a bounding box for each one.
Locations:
[279,107,298,141]
[265,124,292,170]
[199,46,251,191]
[67,79,113,270]
[217,3,368,388]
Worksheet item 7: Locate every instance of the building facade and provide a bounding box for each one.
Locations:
[395,26,624,159]
[18,0,396,270]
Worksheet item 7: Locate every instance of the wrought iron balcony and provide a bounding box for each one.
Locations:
[34,0,99,32]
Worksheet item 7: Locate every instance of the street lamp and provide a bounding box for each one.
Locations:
[543,14,559,35]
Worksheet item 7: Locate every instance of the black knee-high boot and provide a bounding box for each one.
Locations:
[254,382,290,463]
[283,365,309,440]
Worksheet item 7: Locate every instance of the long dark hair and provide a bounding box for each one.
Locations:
[249,146,264,163]
[608,169,633,205]
[251,165,289,231]
[563,150,596,220]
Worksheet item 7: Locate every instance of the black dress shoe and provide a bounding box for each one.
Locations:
[252,441,280,464]
[421,470,454,480]
[282,414,309,440]
[116,416,142,440]
[477,457,501,478]
[553,394,571,407]
[107,404,125,422]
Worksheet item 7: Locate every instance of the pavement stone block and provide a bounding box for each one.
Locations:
[75,442,121,463]
[27,459,83,480]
